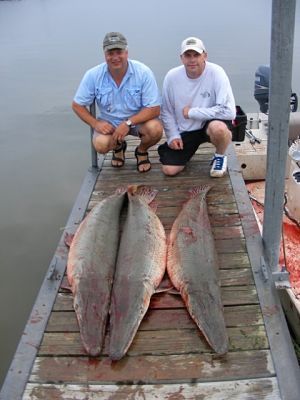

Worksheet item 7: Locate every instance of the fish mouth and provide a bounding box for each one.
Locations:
[85,345,102,357]
[109,351,123,361]
[127,184,139,195]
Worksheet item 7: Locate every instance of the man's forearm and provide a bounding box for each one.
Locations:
[128,106,160,126]
[72,101,97,129]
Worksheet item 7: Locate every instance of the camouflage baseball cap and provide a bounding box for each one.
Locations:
[103,32,128,52]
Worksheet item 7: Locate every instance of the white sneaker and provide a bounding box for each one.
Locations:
[210,155,227,178]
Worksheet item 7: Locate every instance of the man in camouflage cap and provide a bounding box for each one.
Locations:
[72,32,162,172]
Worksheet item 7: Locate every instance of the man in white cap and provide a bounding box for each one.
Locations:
[72,32,163,172]
[158,37,236,177]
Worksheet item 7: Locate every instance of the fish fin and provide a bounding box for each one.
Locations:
[148,199,158,212]
[188,185,212,198]
[60,282,72,292]
[64,232,74,248]
[159,286,181,295]
[167,289,181,295]
[155,286,175,294]
[128,185,158,204]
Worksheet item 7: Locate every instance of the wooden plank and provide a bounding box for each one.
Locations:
[151,214,242,230]
[88,200,239,214]
[91,186,236,205]
[80,206,241,228]
[59,264,253,292]
[156,265,253,287]
[46,305,264,332]
[97,158,217,172]
[95,181,233,193]
[29,350,275,384]
[207,213,241,227]
[219,267,253,285]
[102,146,215,159]
[103,154,215,166]
[96,170,224,183]
[218,252,250,269]
[23,378,281,400]
[213,225,244,239]
[94,174,231,189]
[215,238,247,253]
[39,325,269,356]
[54,285,258,311]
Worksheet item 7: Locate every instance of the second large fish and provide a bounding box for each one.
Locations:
[109,185,167,360]
[167,186,228,354]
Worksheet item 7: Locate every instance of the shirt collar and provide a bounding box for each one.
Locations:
[103,60,133,87]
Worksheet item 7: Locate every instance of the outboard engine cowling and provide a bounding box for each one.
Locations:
[254,65,270,114]
[254,65,298,114]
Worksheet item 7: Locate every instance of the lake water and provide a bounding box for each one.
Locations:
[0,0,299,387]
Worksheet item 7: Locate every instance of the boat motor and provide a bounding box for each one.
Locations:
[254,65,298,114]
[254,65,270,114]
[254,65,300,140]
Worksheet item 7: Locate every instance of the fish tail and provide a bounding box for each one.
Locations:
[188,185,212,198]
[128,185,158,205]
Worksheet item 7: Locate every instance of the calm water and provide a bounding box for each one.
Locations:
[0,0,299,386]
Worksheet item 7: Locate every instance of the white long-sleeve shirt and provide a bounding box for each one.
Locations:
[161,62,236,144]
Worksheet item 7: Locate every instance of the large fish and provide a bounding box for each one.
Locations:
[67,187,127,356]
[109,185,167,360]
[167,186,228,354]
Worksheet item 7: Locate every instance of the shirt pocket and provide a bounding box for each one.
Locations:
[125,87,142,110]
[96,87,113,111]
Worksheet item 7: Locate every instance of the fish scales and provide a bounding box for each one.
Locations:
[109,185,167,361]
[167,185,228,354]
[67,188,127,356]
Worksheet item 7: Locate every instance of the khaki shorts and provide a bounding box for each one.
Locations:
[93,125,141,140]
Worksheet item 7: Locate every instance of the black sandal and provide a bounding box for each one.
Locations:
[111,141,127,168]
[135,146,151,173]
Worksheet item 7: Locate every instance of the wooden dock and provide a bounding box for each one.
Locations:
[1,138,300,399]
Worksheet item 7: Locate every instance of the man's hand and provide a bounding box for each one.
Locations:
[183,106,190,119]
[169,138,183,150]
[94,120,115,135]
[112,122,130,147]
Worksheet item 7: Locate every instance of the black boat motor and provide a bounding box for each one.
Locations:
[254,65,298,114]
[254,65,300,140]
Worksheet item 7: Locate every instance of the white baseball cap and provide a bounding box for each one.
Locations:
[181,37,206,55]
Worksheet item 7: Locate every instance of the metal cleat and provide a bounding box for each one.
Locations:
[272,266,291,289]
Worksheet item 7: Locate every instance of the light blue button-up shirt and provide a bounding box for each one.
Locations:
[74,60,161,127]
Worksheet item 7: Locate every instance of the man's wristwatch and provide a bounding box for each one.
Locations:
[125,119,133,128]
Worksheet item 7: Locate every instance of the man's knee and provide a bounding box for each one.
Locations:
[161,165,184,176]
[141,119,163,140]
[92,134,111,154]
[207,120,231,140]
